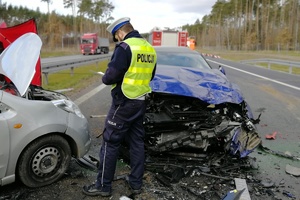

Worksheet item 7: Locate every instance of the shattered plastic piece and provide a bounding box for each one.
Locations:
[198,166,210,173]
[285,164,300,177]
[266,189,275,196]
[259,145,299,161]
[230,127,261,157]
[265,131,277,140]
[114,174,128,181]
[285,151,292,156]
[282,190,296,199]
[75,155,98,172]
[260,179,275,188]
[120,196,132,200]
[155,174,172,187]
[0,195,12,200]
[234,178,251,200]
[171,167,185,183]
[181,185,207,197]
[221,188,245,200]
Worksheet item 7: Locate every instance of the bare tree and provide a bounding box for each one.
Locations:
[40,0,52,14]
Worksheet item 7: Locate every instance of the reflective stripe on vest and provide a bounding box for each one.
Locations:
[118,38,156,99]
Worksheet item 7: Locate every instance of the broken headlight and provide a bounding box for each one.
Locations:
[52,99,85,118]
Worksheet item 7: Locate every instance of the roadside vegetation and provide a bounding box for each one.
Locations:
[42,60,108,92]
[2,0,300,52]
[40,48,79,58]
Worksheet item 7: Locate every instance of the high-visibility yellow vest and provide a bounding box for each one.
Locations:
[113,38,157,99]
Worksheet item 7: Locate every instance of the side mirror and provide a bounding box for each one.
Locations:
[219,65,226,75]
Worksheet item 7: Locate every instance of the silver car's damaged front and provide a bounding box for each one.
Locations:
[0,88,91,187]
[144,92,261,158]
[33,87,91,157]
[0,33,91,187]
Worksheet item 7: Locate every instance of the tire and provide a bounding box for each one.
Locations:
[17,134,71,187]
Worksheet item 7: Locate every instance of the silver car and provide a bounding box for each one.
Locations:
[0,33,91,187]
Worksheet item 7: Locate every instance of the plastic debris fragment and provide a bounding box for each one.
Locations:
[285,164,300,177]
[260,179,275,188]
[221,188,245,200]
[282,190,296,199]
[265,131,277,140]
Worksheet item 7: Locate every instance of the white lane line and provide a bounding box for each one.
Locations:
[74,84,107,106]
[208,60,300,91]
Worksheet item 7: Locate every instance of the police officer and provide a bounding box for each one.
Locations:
[82,17,157,197]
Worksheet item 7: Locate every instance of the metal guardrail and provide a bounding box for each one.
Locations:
[41,54,111,84]
[240,58,300,74]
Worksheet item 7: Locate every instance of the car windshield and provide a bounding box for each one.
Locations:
[156,50,212,70]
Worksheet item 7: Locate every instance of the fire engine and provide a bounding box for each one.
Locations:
[148,30,188,47]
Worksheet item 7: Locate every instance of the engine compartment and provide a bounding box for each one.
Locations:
[143,92,261,158]
[25,85,68,101]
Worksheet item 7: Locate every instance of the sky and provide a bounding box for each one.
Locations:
[2,0,217,33]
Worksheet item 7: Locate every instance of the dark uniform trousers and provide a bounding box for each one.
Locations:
[96,98,146,190]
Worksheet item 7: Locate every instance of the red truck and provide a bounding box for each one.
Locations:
[80,33,109,55]
[148,30,188,47]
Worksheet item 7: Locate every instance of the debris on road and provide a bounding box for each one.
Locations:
[282,190,296,199]
[221,188,245,200]
[75,155,98,172]
[234,178,251,200]
[285,164,300,177]
[265,131,277,140]
[89,114,106,118]
[259,144,299,161]
[260,179,275,188]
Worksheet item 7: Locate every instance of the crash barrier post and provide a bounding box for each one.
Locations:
[240,58,300,75]
[41,54,111,84]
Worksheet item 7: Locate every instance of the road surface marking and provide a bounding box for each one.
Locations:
[208,60,300,91]
[74,84,107,106]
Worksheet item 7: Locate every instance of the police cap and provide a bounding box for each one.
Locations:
[106,17,130,42]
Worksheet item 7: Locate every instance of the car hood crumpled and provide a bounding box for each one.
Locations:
[150,65,244,105]
[0,33,42,96]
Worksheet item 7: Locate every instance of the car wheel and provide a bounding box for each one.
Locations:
[17,134,71,187]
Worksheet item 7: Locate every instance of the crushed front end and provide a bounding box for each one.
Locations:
[144,92,261,158]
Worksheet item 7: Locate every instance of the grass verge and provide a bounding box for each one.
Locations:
[42,60,108,91]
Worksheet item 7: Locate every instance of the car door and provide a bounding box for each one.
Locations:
[0,91,10,180]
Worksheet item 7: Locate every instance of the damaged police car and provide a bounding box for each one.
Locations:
[142,46,261,160]
[0,33,91,187]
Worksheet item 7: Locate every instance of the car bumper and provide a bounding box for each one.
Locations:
[66,114,91,158]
